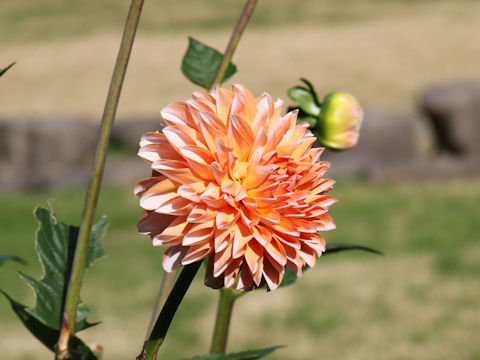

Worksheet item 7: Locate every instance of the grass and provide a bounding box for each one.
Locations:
[1,178,479,359]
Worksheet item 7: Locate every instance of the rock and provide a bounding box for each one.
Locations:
[322,110,423,178]
[369,155,480,181]
[0,117,97,190]
[103,157,151,187]
[112,117,162,151]
[420,81,480,155]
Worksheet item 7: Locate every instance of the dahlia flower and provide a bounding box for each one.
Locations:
[135,85,336,291]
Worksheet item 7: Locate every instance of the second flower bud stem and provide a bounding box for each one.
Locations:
[210,288,242,354]
[211,0,257,87]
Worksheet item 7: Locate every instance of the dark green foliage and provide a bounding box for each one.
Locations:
[1,207,107,358]
[1,290,97,359]
[181,37,237,89]
[18,207,106,331]
[288,78,322,117]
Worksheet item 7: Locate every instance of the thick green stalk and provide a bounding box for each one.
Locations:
[211,0,258,87]
[145,271,178,339]
[138,262,202,360]
[210,288,243,354]
[56,0,145,358]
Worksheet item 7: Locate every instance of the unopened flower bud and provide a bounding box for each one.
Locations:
[317,92,363,150]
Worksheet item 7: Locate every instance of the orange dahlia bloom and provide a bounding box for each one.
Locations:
[135,85,336,291]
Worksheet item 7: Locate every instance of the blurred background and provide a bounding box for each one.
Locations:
[1,0,479,359]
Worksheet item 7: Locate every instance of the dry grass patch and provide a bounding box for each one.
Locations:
[1,1,480,119]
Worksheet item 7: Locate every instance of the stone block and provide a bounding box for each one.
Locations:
[322,110,423,178]
[420,81,480,155]
[112,117,162,151]
[0,117,96,189]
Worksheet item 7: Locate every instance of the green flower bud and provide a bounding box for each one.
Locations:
[316,92,363,150]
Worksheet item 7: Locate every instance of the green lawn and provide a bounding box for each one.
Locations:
[1,178,479,359]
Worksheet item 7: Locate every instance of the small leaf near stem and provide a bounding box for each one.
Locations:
[210,0,258,87]
[210,288,244,354]
[56,0,145,358]
[181,38,237,90]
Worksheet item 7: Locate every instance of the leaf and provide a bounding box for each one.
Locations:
[325,242,383,255]
[0,290,97,360]
[0,254,26,267]
[182,346,282,360]
[181,37,237,89]
[299,78,321,106]
[19,207,107,332]
[287,87,321,117]
[0,62,15,77]
[278,266,303,288]
[296,114,318,128]
[279,242,382,288]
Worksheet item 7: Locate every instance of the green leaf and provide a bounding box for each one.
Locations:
[296,114,318,128]
[0,62,15,77]
[19,207,107,332]
[288,87,321,117]
[181,37,237,90]
[182,346,282,360]
[299,78,321,106]
[278,266,304,288]
[325,242,383,255]
[279,242,382,288]
[0,254,26,267]
[0,290,97,359]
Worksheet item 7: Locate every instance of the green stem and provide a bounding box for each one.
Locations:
[210,0,258,87]
[209,288,243,354]
[56,0,145,358]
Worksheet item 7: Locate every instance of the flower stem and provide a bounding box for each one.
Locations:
[209,288,243,354]
[56,0,145,358]
[211,0,258,87]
